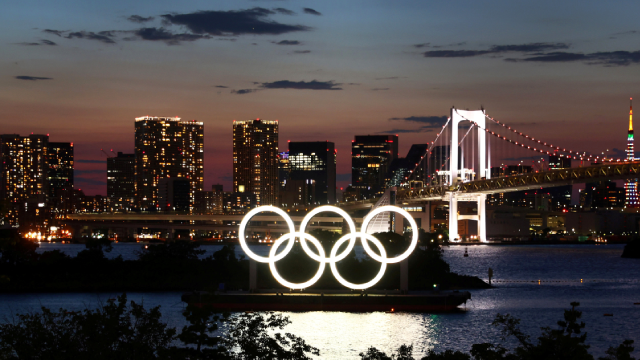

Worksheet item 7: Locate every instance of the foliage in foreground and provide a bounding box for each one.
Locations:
[360,302,635,360]
[0,298,634,360]
[0,294,318,360]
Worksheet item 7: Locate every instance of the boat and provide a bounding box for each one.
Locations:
[181,290,471,312]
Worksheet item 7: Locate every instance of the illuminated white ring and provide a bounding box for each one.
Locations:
[269,232,326,289]
[299,205,357,262]
[330,232,387,290]
[360,205,419,264]
[238,205,295,263]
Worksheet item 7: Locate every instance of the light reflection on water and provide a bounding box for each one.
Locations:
[10,243,639,358]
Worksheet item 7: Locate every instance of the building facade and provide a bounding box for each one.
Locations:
[134,116,204,211]
[549,155,571,170]
[386,144,429,188]
[0,134,49,228]
[233,119,279,206]
[107,152,135,212]
[287,141,336,205]
[351,135,398,198]
[47,142,74,219]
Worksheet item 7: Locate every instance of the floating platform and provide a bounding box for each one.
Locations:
[181,290,471,312]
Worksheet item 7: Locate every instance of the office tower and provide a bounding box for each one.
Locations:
[233,119,279,206]
[351,135,398,198]
[158,178,191,212]
[0,134,49,228]
[549,155,571,169]
[279,151,290,189]
[288,141,336,204]
[386,144,429,188]
[134,116,204,211]
[196,185,224,215]
[625,98,639,208]
[592,181,625,209]
[47,142,74,218]
[107,152,135,211]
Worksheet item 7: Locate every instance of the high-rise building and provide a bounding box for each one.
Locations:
[134,116,204,211]
[47,142,74,218]
[288,141,336,204]
[352,135,398,198]
[625,98,639,208]
[195,184,224,215]
[158,178,191,212]
[549,155,571,170]
[107,152,135,212]
[233,119,279,206]
[279,151,290,190]
[0,134,49,228]
[385,144,429,188]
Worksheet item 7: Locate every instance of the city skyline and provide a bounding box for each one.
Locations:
[2,1,640,195]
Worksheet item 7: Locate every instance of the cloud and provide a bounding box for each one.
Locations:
[371,88,389,91]
[374,76,406,80]
[75,159,105,164]
[423,42,569,58]
[293,50,310,54]
[419,42,640,66]
[303,8,322,16]
[43,29,64,37]
[75,169,106,175]
[512,50,640,66]
[260,80,342,90]
[16,42,41,46]
[133,27,209,44]
[232,89,258,94]
[215,85,229,88]
[40,39,57,45]
[389,115,448,130]
[273,8,295,15]
[274,40,300,45]
[66,31,117,44]
[424,50,494,58]
[75,176,106,186]
[161,8,311,36]
[127,15,155,23]
[489,43,569,52]
[413,43,430,48]
[611,30,638,38]
[15,76,52,81]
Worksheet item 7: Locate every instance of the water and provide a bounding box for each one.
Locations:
[3,243,638,359]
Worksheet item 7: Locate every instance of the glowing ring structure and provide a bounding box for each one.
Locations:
[238,205,418,290]
[330,232,387,290]
[299,205,357,262]
[238,206,296,263]
[360,206,419,264]
[269,232,326,289]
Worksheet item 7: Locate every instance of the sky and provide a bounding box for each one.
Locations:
[1,0,639,195]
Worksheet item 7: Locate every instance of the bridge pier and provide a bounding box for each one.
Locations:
[448,193,458,242]
[448,193,487,243]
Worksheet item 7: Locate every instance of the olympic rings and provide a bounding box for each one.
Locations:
[238,205,418,290]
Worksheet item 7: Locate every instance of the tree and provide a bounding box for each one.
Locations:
[221,312,320,359]
[491,302,594,360]
[0,294,176,360]
[599,340,635,360]
[176,304,229,359]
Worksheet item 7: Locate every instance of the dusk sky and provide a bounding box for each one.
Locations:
[2,1,639,195]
